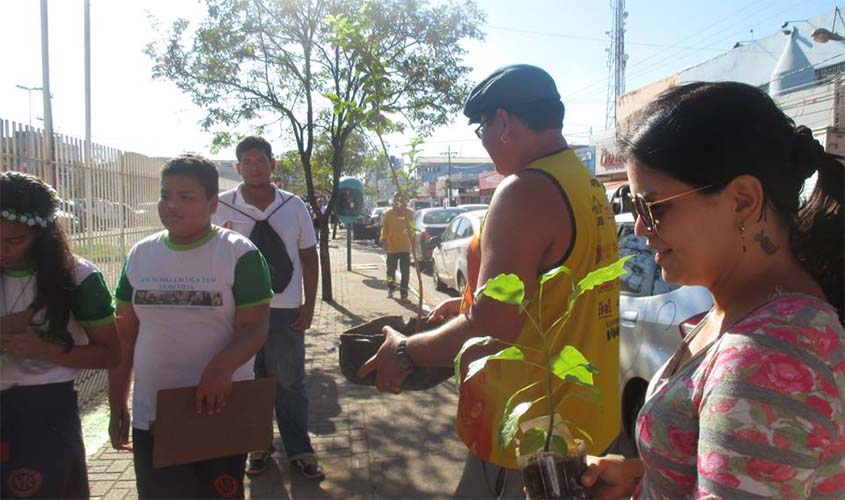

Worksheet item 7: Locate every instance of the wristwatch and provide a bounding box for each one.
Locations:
[395,339,416,373]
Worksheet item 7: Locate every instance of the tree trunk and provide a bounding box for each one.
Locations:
[318,213,333,302]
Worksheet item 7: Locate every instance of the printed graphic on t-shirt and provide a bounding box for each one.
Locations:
[134,289,223,307]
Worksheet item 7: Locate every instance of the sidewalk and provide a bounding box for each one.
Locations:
[85,233,467,499]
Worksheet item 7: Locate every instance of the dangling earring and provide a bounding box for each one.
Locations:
[499,134,510,144]
[739,223,746,253]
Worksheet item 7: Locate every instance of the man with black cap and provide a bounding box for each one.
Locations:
[359,64,621,497]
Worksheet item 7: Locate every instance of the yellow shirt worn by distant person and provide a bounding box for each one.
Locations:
[381,206,414,253]
[456,148,621,469]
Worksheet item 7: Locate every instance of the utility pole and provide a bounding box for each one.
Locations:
[605,0,627,130]
[440,146,457,207]
[15,85,43,128]
[40,0,56,186]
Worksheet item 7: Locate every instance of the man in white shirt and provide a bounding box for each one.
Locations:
[214,136,324,480]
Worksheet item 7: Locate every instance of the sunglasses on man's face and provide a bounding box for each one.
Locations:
[628,185,714,233]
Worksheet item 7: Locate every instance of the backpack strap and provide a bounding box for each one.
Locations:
[218,189,293,222]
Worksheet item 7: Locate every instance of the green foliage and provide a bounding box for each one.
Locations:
[498,401,532,451]
[146,0,484,299]
[453,336,496,391]
[464,346,525,383]
[458,256,630,456]
[475,273,525,306]
[551,346,597,386]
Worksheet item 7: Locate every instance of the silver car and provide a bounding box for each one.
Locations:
[431,209,486,292]
[616,212,713,438]
[413,207,467,263]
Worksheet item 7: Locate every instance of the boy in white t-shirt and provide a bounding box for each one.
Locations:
[109,155,272,499]
[213,136,324,480]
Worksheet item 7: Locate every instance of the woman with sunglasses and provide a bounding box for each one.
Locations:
[582,81,844,499]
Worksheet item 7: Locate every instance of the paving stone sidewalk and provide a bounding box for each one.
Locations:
[86,234,467,499]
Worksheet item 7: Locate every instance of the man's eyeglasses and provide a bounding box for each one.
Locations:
[474,120,487,139]
[628,185,714,233]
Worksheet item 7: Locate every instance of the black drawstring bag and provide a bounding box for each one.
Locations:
[220,192,294,294]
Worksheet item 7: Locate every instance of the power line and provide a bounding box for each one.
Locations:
[484,25,726,51]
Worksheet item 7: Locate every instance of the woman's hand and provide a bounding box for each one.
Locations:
[0,327,61,361]
[581,454,642,500]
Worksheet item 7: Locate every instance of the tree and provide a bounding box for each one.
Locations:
[146,0,484,301]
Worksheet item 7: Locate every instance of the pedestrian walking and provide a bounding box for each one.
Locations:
[214,136,324,480]
[380,193,414,301]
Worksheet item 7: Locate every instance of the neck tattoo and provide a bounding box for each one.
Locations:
[753,230,779,255]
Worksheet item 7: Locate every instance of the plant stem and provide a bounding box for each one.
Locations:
[544,347,555,452]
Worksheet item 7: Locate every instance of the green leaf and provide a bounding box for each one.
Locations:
[551,346,596,386]
[498,401,532,450]
[549,434,569,454]
[574,255,633,297]
[475,273,525,305]
[519,427,546,455]
[464,346,524,383]
[539,264,574,285]
[453,336,496,390]
[565,255,633,317]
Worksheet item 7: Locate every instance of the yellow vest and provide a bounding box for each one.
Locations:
[381,207,414,253]
[456,149,621,469]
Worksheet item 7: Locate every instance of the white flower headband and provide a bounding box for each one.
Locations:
[0,172,62,228]
[0,209,57,228]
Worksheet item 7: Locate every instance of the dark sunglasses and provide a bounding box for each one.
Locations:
[628,185,713,233]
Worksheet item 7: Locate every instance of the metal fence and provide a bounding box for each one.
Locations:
[0,117,238,410]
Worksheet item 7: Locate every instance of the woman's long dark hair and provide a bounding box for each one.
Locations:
[0,172,76,346]
[621,82,844,322]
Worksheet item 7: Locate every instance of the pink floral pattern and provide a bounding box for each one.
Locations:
[634,295,845,499]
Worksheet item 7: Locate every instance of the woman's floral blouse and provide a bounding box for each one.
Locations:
[634,295,845,499]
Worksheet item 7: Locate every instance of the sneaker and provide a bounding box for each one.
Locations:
[291,456,325,480]
[245,448,273,476]
[387,289,395,298]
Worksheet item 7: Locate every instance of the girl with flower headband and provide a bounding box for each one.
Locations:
[0,171,119,498]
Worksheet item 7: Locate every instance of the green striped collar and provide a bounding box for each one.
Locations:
[164,226,218,251]
[1,266,35,277]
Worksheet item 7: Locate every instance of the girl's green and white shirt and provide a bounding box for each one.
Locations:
[0,258,115,391]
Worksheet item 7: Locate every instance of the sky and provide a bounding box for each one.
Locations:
[0,0,839,162]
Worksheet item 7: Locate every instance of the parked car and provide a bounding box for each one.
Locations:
[616,211,713,439]
[413,207,466,263]
[431,209,486,291]
[370,206,389,225]
[408,198,433,211]
[368,206,390,245]
[457,203,489,211]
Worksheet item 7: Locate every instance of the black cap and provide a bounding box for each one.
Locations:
[463,64,561,124]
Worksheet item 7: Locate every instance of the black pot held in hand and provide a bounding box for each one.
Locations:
[338,315,453,391]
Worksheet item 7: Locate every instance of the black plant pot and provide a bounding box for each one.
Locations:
[338,315,453,391]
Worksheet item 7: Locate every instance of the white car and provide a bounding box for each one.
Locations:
[616,212,713,439]
[431,209,486,292]
[457,203,489,211]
